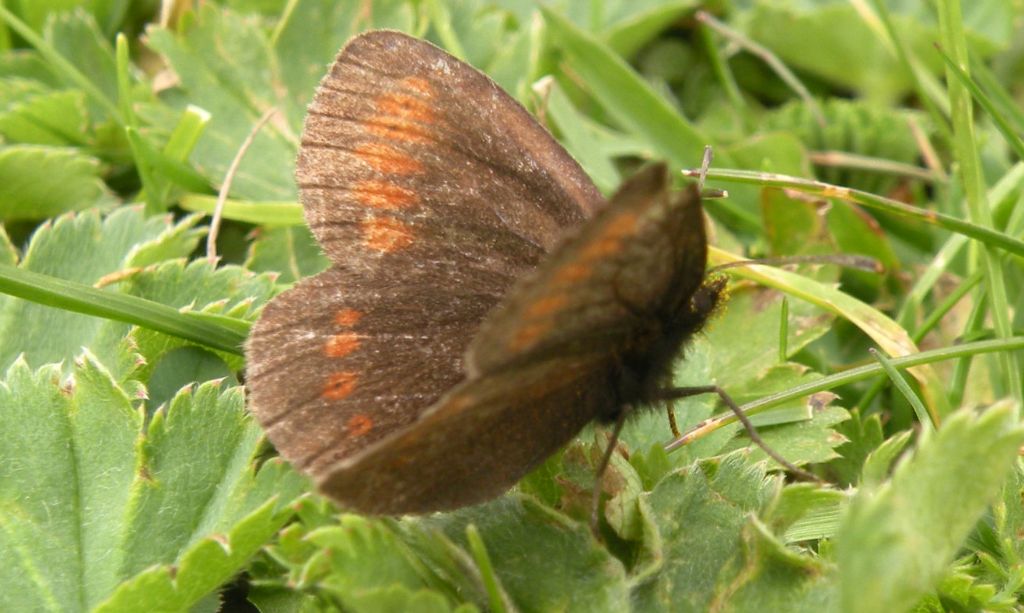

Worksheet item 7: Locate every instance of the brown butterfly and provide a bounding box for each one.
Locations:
[245,30,730,515]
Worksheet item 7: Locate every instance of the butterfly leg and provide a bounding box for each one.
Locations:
[653,385,822,483]
[590,408,630,536]
[666,404,681,438]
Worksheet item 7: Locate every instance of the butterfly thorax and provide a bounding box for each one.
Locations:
[613,276,727,412]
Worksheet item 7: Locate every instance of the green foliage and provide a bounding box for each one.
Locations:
[1,1,1023,611]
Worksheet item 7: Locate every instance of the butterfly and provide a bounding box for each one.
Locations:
[245,30,729,515]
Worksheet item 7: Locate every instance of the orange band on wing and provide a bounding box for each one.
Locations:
[355,142,424,175]
[351,180,418,209]
[362,217,414,252]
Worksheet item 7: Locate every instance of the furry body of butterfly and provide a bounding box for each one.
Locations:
[245,30,722,514]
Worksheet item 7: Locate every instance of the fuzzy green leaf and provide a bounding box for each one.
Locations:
[0,354,305,612]
[837,404,1024,613]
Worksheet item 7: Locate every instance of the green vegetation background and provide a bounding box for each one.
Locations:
[1,1,1023,611]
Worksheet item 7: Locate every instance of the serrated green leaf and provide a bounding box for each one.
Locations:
[45,9,118,120]
[101,258,275,380]
[0,356,139,611]
[723,405,850,468]
[0,354,304,612]
[723,517,838,612]
[0,81,88,145]
[837,403,1024,613]
[420,495,629,611]
[860,429,913,487]
[0,145,115,219]
[144,5,299,201]
[632,453,778,611]
[94,384,307,611]
[770,484,847,543]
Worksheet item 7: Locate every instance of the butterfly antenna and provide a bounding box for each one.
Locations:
[654,385,823,483]
[708,254,882,275]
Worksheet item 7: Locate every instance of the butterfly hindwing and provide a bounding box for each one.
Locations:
[318,354,614,514]
[246,268,493,473]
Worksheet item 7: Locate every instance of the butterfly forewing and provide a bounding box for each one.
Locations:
[298,30,604,263]
[319,354,614,514]
[247,31,605,486]
[466,163,708,375]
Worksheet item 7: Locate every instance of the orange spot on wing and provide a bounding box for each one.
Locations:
[362,217,414,252]
[580,213,639,260]
[325,332,360,358]
[365,89,435,143]
[355,142,423,174]
[345,413,374,437]
[365,114,433,143]
[401,76,433,96]
[334,308,362,327]
[580,237,622,259]
[605,212,640,237]
[376,92,434,122]
[553,263,591,283]
[351,180,417,209]
[525,294,569,319]
[323,371,358,400]
[510,321,550,352]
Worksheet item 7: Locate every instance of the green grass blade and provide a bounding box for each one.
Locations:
[0,264,248,354]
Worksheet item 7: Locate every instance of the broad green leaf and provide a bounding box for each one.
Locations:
[743,4,952,103]
[837,403,1024,613]
[0,355,305,612]
[542,79,628,194]
[541,7,707,169]
[7,0,131,37]
[0,80,88,145]
[605,1,699,59]
[421,495,629,612]
[631,453,778,611]
[709,284,835,386]
[0,145,115,219]
[45,9,118,120]
[245,225,329,285]
[145,5,298,200]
